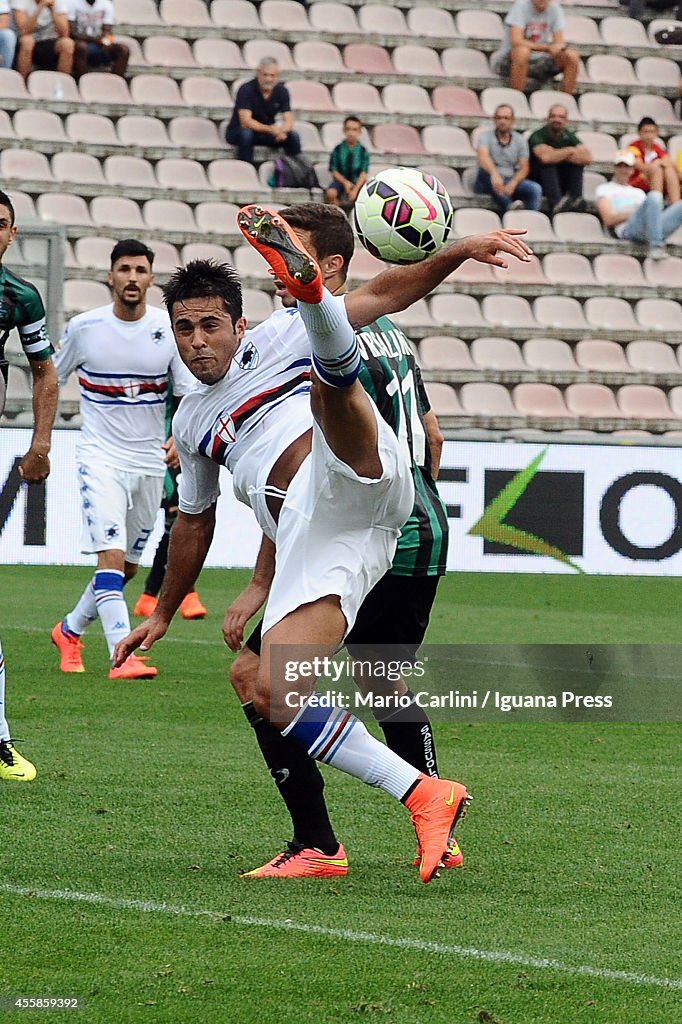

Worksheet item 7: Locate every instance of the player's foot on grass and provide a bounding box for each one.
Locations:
[405,775,471,883]
[240,842,348,878]
[179,591,207,620]
[51,621,85,673]
[413,835,464,871]
[237,205,323,303]
[0,739,36,781]
[109,654,158,680]
[133,593,158,617]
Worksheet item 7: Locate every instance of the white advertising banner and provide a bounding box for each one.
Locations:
[2,430,681,575]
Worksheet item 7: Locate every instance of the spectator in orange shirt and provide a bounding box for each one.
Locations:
[627,117,680,205]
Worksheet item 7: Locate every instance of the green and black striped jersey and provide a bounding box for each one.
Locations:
[356,314,448,577]
[0,264,52,366]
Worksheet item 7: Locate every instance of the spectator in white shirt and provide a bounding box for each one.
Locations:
[12,0,74,79]
[595,151,682,261]
[68,0,128,79]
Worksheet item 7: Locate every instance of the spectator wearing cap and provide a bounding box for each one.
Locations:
[626,117,680,206]
[595,151,682,261]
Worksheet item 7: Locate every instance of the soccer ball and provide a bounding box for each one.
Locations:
[353,167,454,265]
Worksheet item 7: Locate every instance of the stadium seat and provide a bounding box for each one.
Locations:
[600,15,652,47]
[502,210,556,241]
[627,340,679,374]
[116,115,170,148]
[492,254,548,285]
[385,299,432,330]
[626,95,677,126]
[0,110,14,140]
[472,337,526,369]
[359,5,410,34]
[635,56,679,89]
[543,252,595,285]
[422,125,474,158]
[593,254,647,287]
[160,0,212,26]
[8,191,35,220]
[294,120,324,151]
[564,13,602,44]
[261,0,312,31]
[287,79,336,112]
[618,384,675,419]
[210,0,260,29]
[0,68,29,99]
[513,383,573,417]
[578,92,628,123]
[293,41,344,73]
[448,259,495,284]
[644,255,682,287]
[566,383,624,418]
[432,85,485,118]
[578,130,618,163]
[483,294,537,329]
[332,82,385,114]
[131,75,183,107]
[347,247,385,282]
[343,44,395,75]
[104,155,157,188]
[383,83,434,115]
[372,123,426,155]
[116,0,161,23]
[430,294,484,328]
[393,45,444,78]
[424,382,463,416]
[233,244,273,281]
[37,192,92,226]
[193,38,245,71]
[534,296,589,331]
[242,39,295,71]
[524,338,578,371]
[460,382,516,416]
[52,151,105,186]
[156,157,209,190]
[552,212,609,244]
[91,195,144,230]
[669,386,682,416]
[582,171,607,202]
[480,87,531,118]
[66,112,119,147]
[440,48,493,80]
[242,288,274,325]
[195,201,241,236]
[168,116,222,150]
[27,70,80,102]
[454,208,501,236]
[181,76,231,108]
[13,109,67,144]
[586,54,638,86]
[528,91,580,120]
[207,159,267,193]
[143,199,197,233]
[575,340,632,372]
[74,236,116,271]
[407,6,459,38]
[321,121,375,153]
[143,37,196,70]
[424,163,464,197]
[584,297,639,332]
[419,336,474,370]
[64,279,112,314]
[635,298,682,333]
[309,3,361,33]
[456,9,503,40]
[181,242,232,265]
[0,148,53,181]
[79,72,132,104]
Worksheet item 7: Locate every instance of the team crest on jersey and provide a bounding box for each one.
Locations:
[237,341,259,370]
[214,412,236,445]
[105,523,120,540]
[151,327,165,344]
[124,380,141,398]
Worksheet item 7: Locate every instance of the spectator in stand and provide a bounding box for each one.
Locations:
[12,0,74,79]
[528,103,592,214]
[0,1,17,69]
[595,151,682,261]
[68,0,129,79]
[225,57,302,167]
[474,104,543,213]
[325,115,369,210]
[626,117,680,206]
[491,0,579,96]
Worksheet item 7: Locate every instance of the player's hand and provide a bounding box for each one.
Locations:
[463,229,533,267]
[19,448,50,483]
[113,615,168,666]
[223,582,268,651]
[163,436,180,471]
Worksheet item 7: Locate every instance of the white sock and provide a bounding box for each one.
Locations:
[92,570,130,659]
[65,580,98,636]
[283,702,420,800]
[298,288,361,387]
[0,638,10,741]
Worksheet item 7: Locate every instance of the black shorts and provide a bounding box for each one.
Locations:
[245,572,441,663]
[33,39,59,69]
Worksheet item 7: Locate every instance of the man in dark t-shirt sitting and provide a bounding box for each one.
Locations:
[225,57,302,166]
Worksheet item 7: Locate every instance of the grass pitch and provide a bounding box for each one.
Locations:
[1,567,680,1024]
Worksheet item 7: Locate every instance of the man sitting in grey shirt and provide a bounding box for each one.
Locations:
[474,104,543,214]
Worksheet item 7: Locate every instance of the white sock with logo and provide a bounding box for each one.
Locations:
[298,290,361,387]
[92,570,130,659]
[0,638,10,740]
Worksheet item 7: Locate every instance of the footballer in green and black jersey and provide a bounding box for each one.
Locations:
[0,264,53,383]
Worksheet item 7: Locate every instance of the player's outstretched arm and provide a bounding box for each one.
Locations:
[113,505,216,666]
[223,533,275,651]
[345,230,533,329]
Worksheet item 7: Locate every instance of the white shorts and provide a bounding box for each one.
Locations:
[77,461,164,564]
[262,403,414,635]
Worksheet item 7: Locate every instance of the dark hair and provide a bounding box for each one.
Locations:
[637,117,657,131]
[162,259,243,325]
[110,238,155,269]
[278,203,355,283]
[0,189,16,227]
[343,114,363,129]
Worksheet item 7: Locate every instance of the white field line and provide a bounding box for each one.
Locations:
[1,882,681,992]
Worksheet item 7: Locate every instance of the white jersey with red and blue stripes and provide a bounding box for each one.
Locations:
[172,304,317,534]
[54,303,196,476]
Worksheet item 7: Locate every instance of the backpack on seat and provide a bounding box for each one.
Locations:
[268,154,320,191]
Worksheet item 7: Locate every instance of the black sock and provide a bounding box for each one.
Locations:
[144,525,170,598]
[242,702,339,855]
[376,691,439,778]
